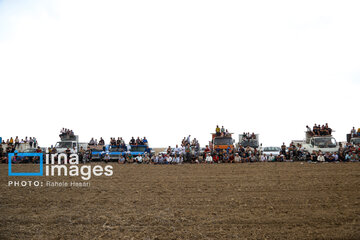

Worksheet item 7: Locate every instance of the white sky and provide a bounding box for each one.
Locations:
[0,0,359,148]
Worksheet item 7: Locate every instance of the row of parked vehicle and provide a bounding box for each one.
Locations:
[2,126,359,161]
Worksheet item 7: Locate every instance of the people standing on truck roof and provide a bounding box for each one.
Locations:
[221,126,225,136]
[14,136,19,149]
[216,125,220,136]
[29,137,34,148]
[33,137,37,148]
[351,127,356,137]
[306,125,313,136]
[313,124,319,135]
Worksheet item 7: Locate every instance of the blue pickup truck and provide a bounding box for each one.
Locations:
[89,145,106,161]
[129,145,152,156]
[90,144,152,161]
[107,144,128,161]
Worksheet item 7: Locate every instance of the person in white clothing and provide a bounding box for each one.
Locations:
[205,153,213,163]
[234,153,241,163]
[174,145,181,155]
[317,153,325,162]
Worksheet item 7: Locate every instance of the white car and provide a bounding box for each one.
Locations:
[261,147,281,156]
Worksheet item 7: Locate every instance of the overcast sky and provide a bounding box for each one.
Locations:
[0,0,359,148]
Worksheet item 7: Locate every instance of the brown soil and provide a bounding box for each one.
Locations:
[1,163,359,239]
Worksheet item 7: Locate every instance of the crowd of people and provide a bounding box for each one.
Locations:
[0,145,43,164]
[1,136,38,149]
[59,128,75,139]
[89,137,149,147]
[1,124,360,164]
[266,141,360,162]
[241,132,257,140]
[306,123,332,136]
[120,137,359,164]
[129,137,148,146]
[215,125,231,137]
[88,137,105,146]
[350,127,360,137]
[116,153,184,164]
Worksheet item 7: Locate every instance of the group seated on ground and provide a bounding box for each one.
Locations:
[129,137,148,146]
[1,136,38,149]
[267,141,360,162]
[306,123,332,136]
[0,145,43,164]
[215,125,231,137]
[350,127,360,137]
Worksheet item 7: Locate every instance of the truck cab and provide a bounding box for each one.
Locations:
[107,144,128,160]
[346,134,360,146]
[303,132,339,153]
[55,135,88,153]
[89,145,106,160]
[211,133,234,152]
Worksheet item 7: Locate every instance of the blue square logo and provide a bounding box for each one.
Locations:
[8,153,43,176]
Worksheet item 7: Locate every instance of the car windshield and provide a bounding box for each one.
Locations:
[314,137,337,148]
[55,142,73,148]
[351,138,360,145]
[214,138,232,145]
[109,146,126,152]
[131,146,146,152]
[241,138,257,143]
[264,147,280,151]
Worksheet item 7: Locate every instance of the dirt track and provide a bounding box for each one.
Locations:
[1,163,359,239]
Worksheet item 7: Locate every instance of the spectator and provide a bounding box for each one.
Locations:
[221,126,225,136]
[89,138,95,145]
[215,125,220,136]
[205,153,213,163]
[118,155,125,164]
[29,137,34,148]
[14,137,19,148]
[317,152,325,162]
